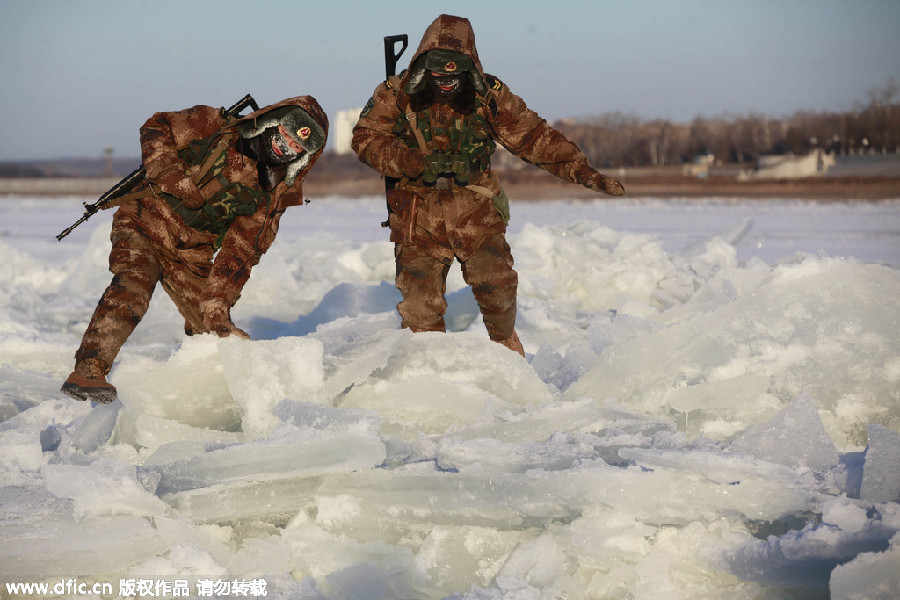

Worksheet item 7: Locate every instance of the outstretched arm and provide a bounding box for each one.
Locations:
[198,187,294,338]
[487,80,624,196]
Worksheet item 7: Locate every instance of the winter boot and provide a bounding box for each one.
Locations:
[61,358,117,404]
[495,330,525,358]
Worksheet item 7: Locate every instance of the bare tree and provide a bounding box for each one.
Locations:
[543,80,898,167]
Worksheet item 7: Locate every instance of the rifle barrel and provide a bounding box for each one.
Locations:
[56,93,258,242]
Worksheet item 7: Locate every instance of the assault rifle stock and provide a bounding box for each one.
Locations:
[383,34,408,198]
[56,93,260,241]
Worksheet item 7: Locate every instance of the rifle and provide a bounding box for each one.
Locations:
[56,93,260,241]
[382,34,409,199]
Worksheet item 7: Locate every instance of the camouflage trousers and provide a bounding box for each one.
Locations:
[394,233,518,341]
[73,224,211,375]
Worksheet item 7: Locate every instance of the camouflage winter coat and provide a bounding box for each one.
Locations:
[113,96,327,310]
[352,14,610,261]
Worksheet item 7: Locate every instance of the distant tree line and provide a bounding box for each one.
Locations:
[549,79,900,169]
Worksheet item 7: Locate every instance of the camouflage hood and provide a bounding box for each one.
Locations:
[401,14,487,95]
[233,96,329,187]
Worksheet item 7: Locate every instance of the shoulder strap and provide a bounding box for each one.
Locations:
[193,134,233,186]
[466,184,494,198]
[392,76,429,151]
[404,108,429,150]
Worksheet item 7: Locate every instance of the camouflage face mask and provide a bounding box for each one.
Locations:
[239,106,326,186]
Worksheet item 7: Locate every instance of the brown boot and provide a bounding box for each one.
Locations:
[495,331,525,358]
[61,358,117,404]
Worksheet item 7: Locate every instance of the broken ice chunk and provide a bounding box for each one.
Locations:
[68,400,119,452]
[273,399,381,438]
[149,435,386,495]
[860,424,900,503]
[163,476,324,525]
[729,396,840,471]
[0,486,166,578]
[218,336,325,439]
[43,459,167,521]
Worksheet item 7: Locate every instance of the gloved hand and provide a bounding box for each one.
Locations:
[589,172,625,196]
[397,148,426,179]
[199,297,250,339]
[151,165,206,209]
[575,165,625,197]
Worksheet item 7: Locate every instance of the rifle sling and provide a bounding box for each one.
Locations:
[404,108,429,151]
[193,136,232,187]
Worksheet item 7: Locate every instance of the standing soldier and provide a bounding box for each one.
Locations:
[352,14,624,357]
[61,96,328,404]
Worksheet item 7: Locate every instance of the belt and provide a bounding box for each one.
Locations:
[429,177,494,199]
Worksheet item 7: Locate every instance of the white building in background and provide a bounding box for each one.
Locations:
[754,149,836,178]
[334,108,364,155]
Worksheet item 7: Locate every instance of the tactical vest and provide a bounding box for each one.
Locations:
[393,97,497,178]
[163,132,269,248]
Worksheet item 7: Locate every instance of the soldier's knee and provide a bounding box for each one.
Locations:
[398,300,446,333]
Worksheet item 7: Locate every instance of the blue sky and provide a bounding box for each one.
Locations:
[1,0,898,161]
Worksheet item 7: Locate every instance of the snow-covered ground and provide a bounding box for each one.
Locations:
[1,194,899,599]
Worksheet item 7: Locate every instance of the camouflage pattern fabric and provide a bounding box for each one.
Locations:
[395,232,517,340]
[353,14,623,342]
[70,96,328,378]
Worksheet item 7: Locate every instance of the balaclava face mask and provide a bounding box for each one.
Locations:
[427,71,466,102]
[403,48,486,96]
[238,106,325,190]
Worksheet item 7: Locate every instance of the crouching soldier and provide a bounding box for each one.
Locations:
[62,96,328,403]
[352,14,624,357]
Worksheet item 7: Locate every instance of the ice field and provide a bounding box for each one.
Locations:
[1,194,899,599]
